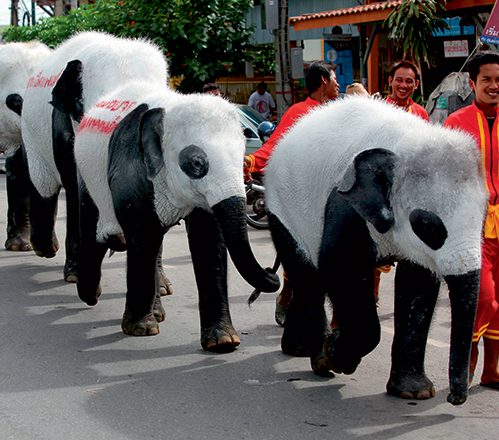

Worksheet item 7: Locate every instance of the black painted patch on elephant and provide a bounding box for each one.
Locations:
[179,145,209,180]
[6,93,23,116]
[409,209,447,250]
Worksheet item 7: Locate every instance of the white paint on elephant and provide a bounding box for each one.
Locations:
[265,95,487,278]
[75,81,246,243]
[21,31,169,199]
[0,41,51,156]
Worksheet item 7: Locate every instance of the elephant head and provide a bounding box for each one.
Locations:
[338,142,487,405]
[135,94,280,294]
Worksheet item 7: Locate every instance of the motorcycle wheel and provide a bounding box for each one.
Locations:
[246,194,269,229]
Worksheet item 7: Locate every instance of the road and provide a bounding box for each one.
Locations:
[0,173,497,440]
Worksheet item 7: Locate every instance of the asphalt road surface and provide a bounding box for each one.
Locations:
[0,173,498,440]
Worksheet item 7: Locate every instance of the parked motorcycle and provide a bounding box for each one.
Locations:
[245,121,275,230]
[245,178,268,229]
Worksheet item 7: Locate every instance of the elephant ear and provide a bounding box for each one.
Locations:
[50,60,84,123]
[338,148,396,234]
[6,93,23,116]
[139,108,166,181]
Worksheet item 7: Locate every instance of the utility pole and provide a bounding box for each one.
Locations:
[10,0,19,26]
[273,0,292,121]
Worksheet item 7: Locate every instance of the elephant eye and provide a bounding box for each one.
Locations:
[178,144,209,180]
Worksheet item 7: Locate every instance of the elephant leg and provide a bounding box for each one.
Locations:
[121,227,164,336]
[59,173,79,282]
[318,189,380,376]
[186,208,240,353]
[53,108,79,282]
[268,214,332,376]
[157,242,173,296]
[5,148,31,251]
[76,177,107,306]
[387,260,440,400]
[28,178,60,259]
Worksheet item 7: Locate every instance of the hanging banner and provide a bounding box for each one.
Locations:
[481,0,499,45]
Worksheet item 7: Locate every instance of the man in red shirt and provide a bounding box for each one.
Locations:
[244,61,339,325]
[445,51,499,390]
[244,61,339,175]
[385,60,429,121]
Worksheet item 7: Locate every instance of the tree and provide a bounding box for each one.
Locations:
[2,0,255,92]
[383,0,449,67]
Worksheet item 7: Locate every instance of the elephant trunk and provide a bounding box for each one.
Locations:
[212,196,280,293]
[444,269,480,405]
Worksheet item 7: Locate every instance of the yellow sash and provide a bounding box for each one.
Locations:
[485,203,499,239]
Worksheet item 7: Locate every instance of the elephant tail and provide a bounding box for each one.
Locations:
[248,256,281,305]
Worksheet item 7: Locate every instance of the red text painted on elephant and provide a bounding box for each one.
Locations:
[26,69,64,89]
[77,115,123,135]
[95,100,137,112]
[78,100,138,134]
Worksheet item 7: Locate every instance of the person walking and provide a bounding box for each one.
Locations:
[244,61,339,326]
[445,50,499,390]
[248,81,276,120]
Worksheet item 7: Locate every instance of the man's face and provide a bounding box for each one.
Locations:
[470,63,499,108]
[257,86,266,95]
[389,67,419,102]
[206,89,221,97]
[325,71,340,100]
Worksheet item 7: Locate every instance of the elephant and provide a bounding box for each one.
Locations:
[20,31,172,291]
[0,41,51,251]
[72,80,280,346]
[263,95,487,405]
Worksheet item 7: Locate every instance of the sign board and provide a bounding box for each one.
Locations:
[290,47,304,79]
[324,39,353,93]
[481,0,499,45]
[443,40,469,57]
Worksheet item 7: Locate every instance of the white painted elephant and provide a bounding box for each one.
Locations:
[0,41,51,251]
[21,31,169,283]
[73,81,279,345]
[264,95,487,405]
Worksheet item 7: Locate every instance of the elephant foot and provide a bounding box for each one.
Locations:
[122,310,160,336]
[78,283,102,306]
[64,260,78,283]
[323,331,361,375]
[32,233,59,258]
[386,372,436,400]
[5,231,32,251]
[281,328,309,357]
[281,338,309,357]
[311,351,334,377]
[153,294,166,322]
[158,266,173,296]
[201,324,240,353]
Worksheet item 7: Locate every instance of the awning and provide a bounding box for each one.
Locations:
[289,0,495,31]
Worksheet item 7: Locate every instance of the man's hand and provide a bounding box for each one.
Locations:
[243,156,253,182]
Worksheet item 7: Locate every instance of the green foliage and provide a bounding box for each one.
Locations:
[2,0,255,92]
[383,0,449,67]
[248,44,275,75]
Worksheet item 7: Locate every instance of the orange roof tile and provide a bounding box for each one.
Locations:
[289,0,402,26]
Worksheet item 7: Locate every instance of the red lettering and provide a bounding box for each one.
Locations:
[26,69,64,89]
[77,115,123,135]
[95,100,137,112]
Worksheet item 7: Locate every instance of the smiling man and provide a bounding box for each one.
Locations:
[445,50,499,392]
[385,60,429,121]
